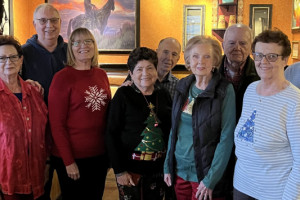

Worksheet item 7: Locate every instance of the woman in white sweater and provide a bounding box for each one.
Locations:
[234,29,300,200]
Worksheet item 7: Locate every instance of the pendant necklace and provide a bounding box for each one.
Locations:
[142,94,159,127]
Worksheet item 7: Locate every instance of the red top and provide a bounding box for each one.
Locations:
[0,76,48,199]
[48,66,111,166]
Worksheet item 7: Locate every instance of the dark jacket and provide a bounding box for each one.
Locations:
[168,70,230,197]
[219,56,259,121]
[21,34,67,104]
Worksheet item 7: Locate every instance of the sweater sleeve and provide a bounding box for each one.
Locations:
[282,100,300,199]
[202,84,236,189]
[106,88,127,174]
[48,71,74,166]
[164,129,173,174]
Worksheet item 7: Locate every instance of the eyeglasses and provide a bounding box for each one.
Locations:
[72,39,94,47]
[252,52,283,62]
[0,55,20,63]
[35,18,60,25]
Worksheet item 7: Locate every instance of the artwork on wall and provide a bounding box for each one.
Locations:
[293,0,300,30]
[249,4,272,37]
[183,5,205,49]
[47,0,140,53]
[0,0,11,35]
[292,41,299,59]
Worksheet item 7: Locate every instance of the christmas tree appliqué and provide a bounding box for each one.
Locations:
[237,110,256,143]
[134,103,164,153]
[84,85,107,112]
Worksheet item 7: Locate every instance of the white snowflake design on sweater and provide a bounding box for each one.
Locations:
[84,85,107,112]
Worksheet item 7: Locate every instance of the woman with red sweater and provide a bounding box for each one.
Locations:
[48,28,111,200]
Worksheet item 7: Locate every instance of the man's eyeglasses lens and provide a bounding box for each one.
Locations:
[36,18,60,25]
[72,40,94,47]
[0,55,20,63]
[252,53,282,62]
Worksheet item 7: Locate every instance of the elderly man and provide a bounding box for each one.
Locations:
[21,3,67,104]
[156,37,181,98]
[21,3,67,200]
[220,23,259,121]
[219,24,259,200]
[285,62,300,88]
[124,37,181,99]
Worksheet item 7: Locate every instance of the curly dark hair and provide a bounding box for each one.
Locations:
[252,29,291,59]
[0,35,23,56]
[127,47,158,73]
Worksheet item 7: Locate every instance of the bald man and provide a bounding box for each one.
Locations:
[124,37,181,99]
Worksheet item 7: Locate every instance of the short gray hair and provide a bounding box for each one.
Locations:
[184,35,222,70]
[33,3,60,19]
[223,23,253,43]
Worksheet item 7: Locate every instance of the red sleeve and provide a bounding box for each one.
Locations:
[48,70,74,166]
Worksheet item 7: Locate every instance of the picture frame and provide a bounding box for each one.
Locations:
[249,4,272,37]
[46,0,140,53]
[183,5,205,50]
[293,0,300,31]
[292,41,299,59]
[1,0,12,35]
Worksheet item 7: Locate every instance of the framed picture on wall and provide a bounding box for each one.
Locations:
[1,0,12,35]
[46,0,140,53]
[249,4,272,37]
[292,41,299,59]
[292,0,300,31]
[183,5,205,49]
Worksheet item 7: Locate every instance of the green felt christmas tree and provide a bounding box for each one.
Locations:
[134,103,164,152]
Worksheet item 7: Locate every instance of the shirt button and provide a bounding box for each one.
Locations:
[23,106,26,110]
[28,129,31,132]
[26,117,30,121]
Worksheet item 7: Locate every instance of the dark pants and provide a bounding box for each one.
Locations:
[164,184,177,200]
[233,188,256,200]
[117,173,164,200]
[52,155,108,200]
[37,161,54,200]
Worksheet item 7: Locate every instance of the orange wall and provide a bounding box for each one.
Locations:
[13,0,296,64]
[13,0,211,65]
[242,0,294,64]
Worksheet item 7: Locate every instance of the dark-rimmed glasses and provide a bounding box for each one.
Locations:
[72,39,94,47]
[252,52,283,62]
[0,55,20,63]
[35,18,60,25]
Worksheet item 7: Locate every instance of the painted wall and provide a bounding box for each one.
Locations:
[13,0,296,64]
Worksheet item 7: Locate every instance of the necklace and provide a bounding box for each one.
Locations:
[142,94,159,127]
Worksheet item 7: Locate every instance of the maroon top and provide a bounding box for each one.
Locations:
[48,66,111,166]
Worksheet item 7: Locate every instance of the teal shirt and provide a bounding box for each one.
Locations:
[164,82,236,189]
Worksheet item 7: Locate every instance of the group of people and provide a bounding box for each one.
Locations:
[0,2,300,200]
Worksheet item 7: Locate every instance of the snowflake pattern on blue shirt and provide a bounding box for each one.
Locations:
[237,110,256,143]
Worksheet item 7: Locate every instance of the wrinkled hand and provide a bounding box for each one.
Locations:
[66,163,80,180]
[196,181,213,200]
[121,80,133,87]
[116,172,135,187]
[26,79,44,96]
[164,173,172,187]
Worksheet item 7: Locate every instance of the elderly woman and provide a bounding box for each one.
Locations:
[234,30,300,199]
[48,28,111,200]
[0,35,48,200]
[164,35,236,200]
[106,47,172,200]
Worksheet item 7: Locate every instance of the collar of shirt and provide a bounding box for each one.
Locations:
[0,76,31,99]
